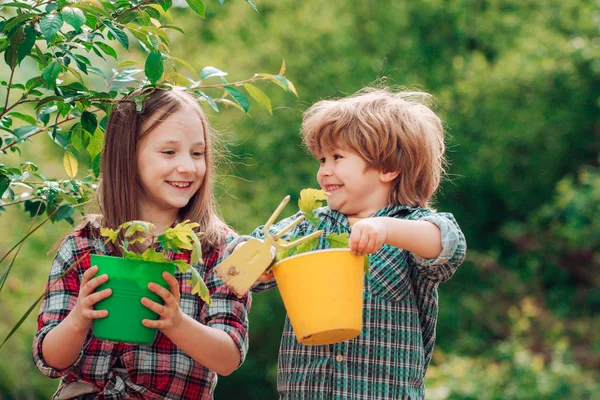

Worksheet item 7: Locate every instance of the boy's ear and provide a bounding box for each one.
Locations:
[379,170,400,183]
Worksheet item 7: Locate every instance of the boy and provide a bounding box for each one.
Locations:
[231,88,466,399]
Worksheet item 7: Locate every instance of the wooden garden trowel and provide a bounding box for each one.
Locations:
[215,195,324,297]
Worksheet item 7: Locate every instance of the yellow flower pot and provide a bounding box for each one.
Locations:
[272,248,364,346]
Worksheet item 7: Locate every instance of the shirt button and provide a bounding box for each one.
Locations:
[336,355,344,362]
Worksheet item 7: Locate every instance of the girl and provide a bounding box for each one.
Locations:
[33,88,251,399]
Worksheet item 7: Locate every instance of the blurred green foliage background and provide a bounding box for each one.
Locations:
[1,0,599,398]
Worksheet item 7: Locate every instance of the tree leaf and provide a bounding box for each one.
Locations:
[224,86,249,113]
[102,20,129,50]
[40,13,64,40]
[87,130,104,160]
[42,61,62,89]
[7,112,36,125]
[24,200,46,217]
[62,7,86,31]
[196,90,219,112]
[81,111,97,134]
[53,204,74,222]
[16,25,36,66]
[298,188,328,227]
[63,150,78,178]
[123,220,154,237]
[246,0,258,13]
[171,56,199,79]
[95,42,117,59]
[200,66,227,79]
[185,0,205,19]
[141,248,167,263]
[145,50,164,85]
[243,83,272,114]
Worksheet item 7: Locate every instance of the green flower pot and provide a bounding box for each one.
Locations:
[91,254,176,345]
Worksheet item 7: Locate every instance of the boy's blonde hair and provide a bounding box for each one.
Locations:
[301,88,446,208]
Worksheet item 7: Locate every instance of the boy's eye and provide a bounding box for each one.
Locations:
[161,150,175,155]
[319,157,326,163]
[333,154,342,160]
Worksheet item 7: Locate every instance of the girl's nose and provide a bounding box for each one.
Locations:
[176,155,196,173]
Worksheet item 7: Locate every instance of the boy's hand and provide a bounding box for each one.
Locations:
[71,265,112,333]
[142,271,184,332]
[349,218,388,256]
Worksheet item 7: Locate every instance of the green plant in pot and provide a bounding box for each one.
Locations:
[217,189,369,346]
[93,220,210,345]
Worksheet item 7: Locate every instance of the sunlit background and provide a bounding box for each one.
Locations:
[0,1,598,398]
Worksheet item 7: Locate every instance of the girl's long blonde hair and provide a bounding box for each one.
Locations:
[96,88,226,254]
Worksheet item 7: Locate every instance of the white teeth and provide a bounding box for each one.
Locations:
[169,181,191,188]
[327,185,342,191]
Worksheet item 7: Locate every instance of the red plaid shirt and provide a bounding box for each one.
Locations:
[33,221,251,399]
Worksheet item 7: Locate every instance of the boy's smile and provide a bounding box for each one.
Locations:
[316,148,396,219]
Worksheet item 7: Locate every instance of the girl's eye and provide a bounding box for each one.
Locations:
[192,151,204,157]
[161,150,175,155]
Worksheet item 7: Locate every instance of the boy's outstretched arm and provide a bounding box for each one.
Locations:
[350,217,442,258]
[350,213,466,282]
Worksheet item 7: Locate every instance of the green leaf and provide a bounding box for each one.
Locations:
[141,248,167,263]
[196,90,219,112]
[16,25,36,66]
[102,21,129,50]
[243,83,272,114]
[157,0,173,12]
[7,112,36,125]
[123,220,154,237]
[185,0,205,18]
[12,125,38,139]
[0,2,33,9]
[100,227,119,243]
[70,123,88,152]
[224,86,249,113]
[63,150,78,178]
[24,200,45,217]
[171,56,199,79]
[0,175,9,197]
[298,188,328,227]
[62,7,86,31]
[87,130,104,160]
[145,50,164,85]
[200,66,227,79]
[246,0,258,13]
[42,61,62,88]
[91,154,101,178]
[189,267,212,305]
[40,13,64,40]
[53,204,74,222]
[95,42,117,59]
[295,236,319,255]
[325,232,349,249]
[81,111,97,135]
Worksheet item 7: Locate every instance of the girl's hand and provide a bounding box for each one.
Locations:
[70,265,112,333]
[349,218,388,256]
[141,272,184,332]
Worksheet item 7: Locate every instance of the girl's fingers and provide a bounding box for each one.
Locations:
[141,297,166,316]
[81,308,109,320]
[80,273,108,297]
[84,288,112,307]
[162,272,180,301]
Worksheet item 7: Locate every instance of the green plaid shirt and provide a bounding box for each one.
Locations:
[234,204,466,399]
